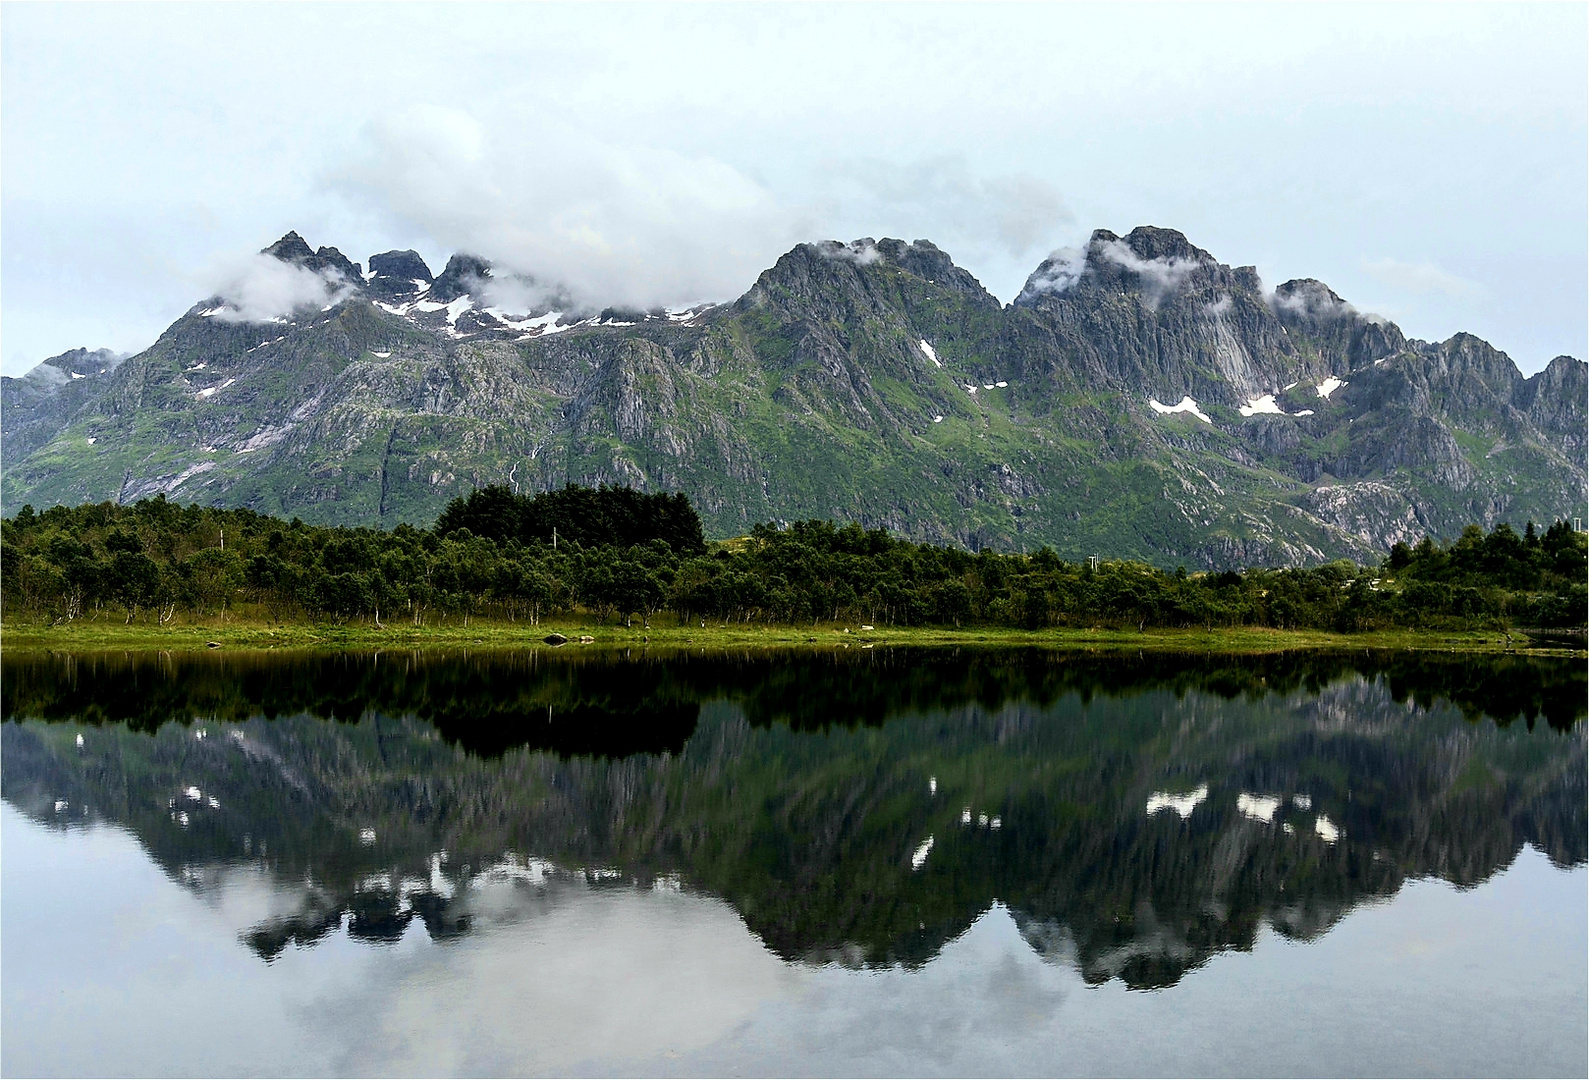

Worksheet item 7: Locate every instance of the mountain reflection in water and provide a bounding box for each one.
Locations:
[2,647,1583,991]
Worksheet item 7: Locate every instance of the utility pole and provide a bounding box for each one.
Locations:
[553,527,558,551]
[219,528,224,551]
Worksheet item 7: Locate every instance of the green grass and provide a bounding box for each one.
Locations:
[1,613,1565,656]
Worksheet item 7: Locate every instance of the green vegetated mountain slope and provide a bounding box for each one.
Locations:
[3,228,1583,568]
[3,649,1583,987]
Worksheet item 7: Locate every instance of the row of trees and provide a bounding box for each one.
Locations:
[1,492,1584,631]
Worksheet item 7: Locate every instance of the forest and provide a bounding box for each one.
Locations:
[1,484,1584,633]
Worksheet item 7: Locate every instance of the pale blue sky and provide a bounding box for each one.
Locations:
[3,2,1584,375]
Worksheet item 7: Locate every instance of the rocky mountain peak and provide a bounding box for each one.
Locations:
[311,245,360,281]
[366,249,435,299]
[262,231,315,263]
[1106,225,1214,265]
[1273,278,1346,315]
[368,249,433,283]
[430,254,492,302]
[261,231,360,280]
[44,346,125,378]
[751,237,999,314]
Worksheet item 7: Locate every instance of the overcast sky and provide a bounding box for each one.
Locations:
[4,2,1584,376]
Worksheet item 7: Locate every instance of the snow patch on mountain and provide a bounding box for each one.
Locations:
[1238,395,1285,417]
[1150,396,1211,423]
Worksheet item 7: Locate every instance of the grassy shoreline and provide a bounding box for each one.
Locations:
[2,616,1578,656]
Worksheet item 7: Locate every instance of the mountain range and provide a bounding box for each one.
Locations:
[3,226,1583,567]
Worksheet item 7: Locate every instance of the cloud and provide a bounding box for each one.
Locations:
[1269,279,1356,319]
[1094,238,1204,307]
[1016,245,1088,300]
[825,156,1073,261]
[331,105,808,314]
[1267,277,1396,327]
[1019,234,1208,306]
[330,113,1077,313]
[1203,294,1233,316]
[1361,257,1484,299]
[475,273,570,316]
[812,239,884,266]
[206,254,355,323]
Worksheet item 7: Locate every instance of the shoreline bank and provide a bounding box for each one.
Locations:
[3,619,1580,657]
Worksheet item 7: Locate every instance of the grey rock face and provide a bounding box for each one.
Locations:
[1,347,127,470]
[1015,226,1309,403]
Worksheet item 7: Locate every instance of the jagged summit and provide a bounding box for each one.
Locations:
[367,249,433,280]
[430,254,492,303]
[262,231,361,280]
[1096,225,1215,265]
[1273,278,1348,314]
[261,230,315,263]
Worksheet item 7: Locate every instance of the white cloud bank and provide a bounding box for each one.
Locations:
[332,106,807,314]
[205,255,356,323]
[329,108,1075,315]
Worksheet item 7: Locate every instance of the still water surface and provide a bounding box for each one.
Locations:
[3,647,1585,1077]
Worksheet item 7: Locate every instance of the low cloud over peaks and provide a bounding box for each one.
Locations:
[206,254,356,323]
[812,239,885,266]
[1018,233,1207,306]
[825,156,1073,262]
[1017,245,1088,300]
[1093,237,1204,307]
[325,109,1078,314]
[333,106,807,314]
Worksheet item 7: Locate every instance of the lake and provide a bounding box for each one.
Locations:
[3,647,1584,1077]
